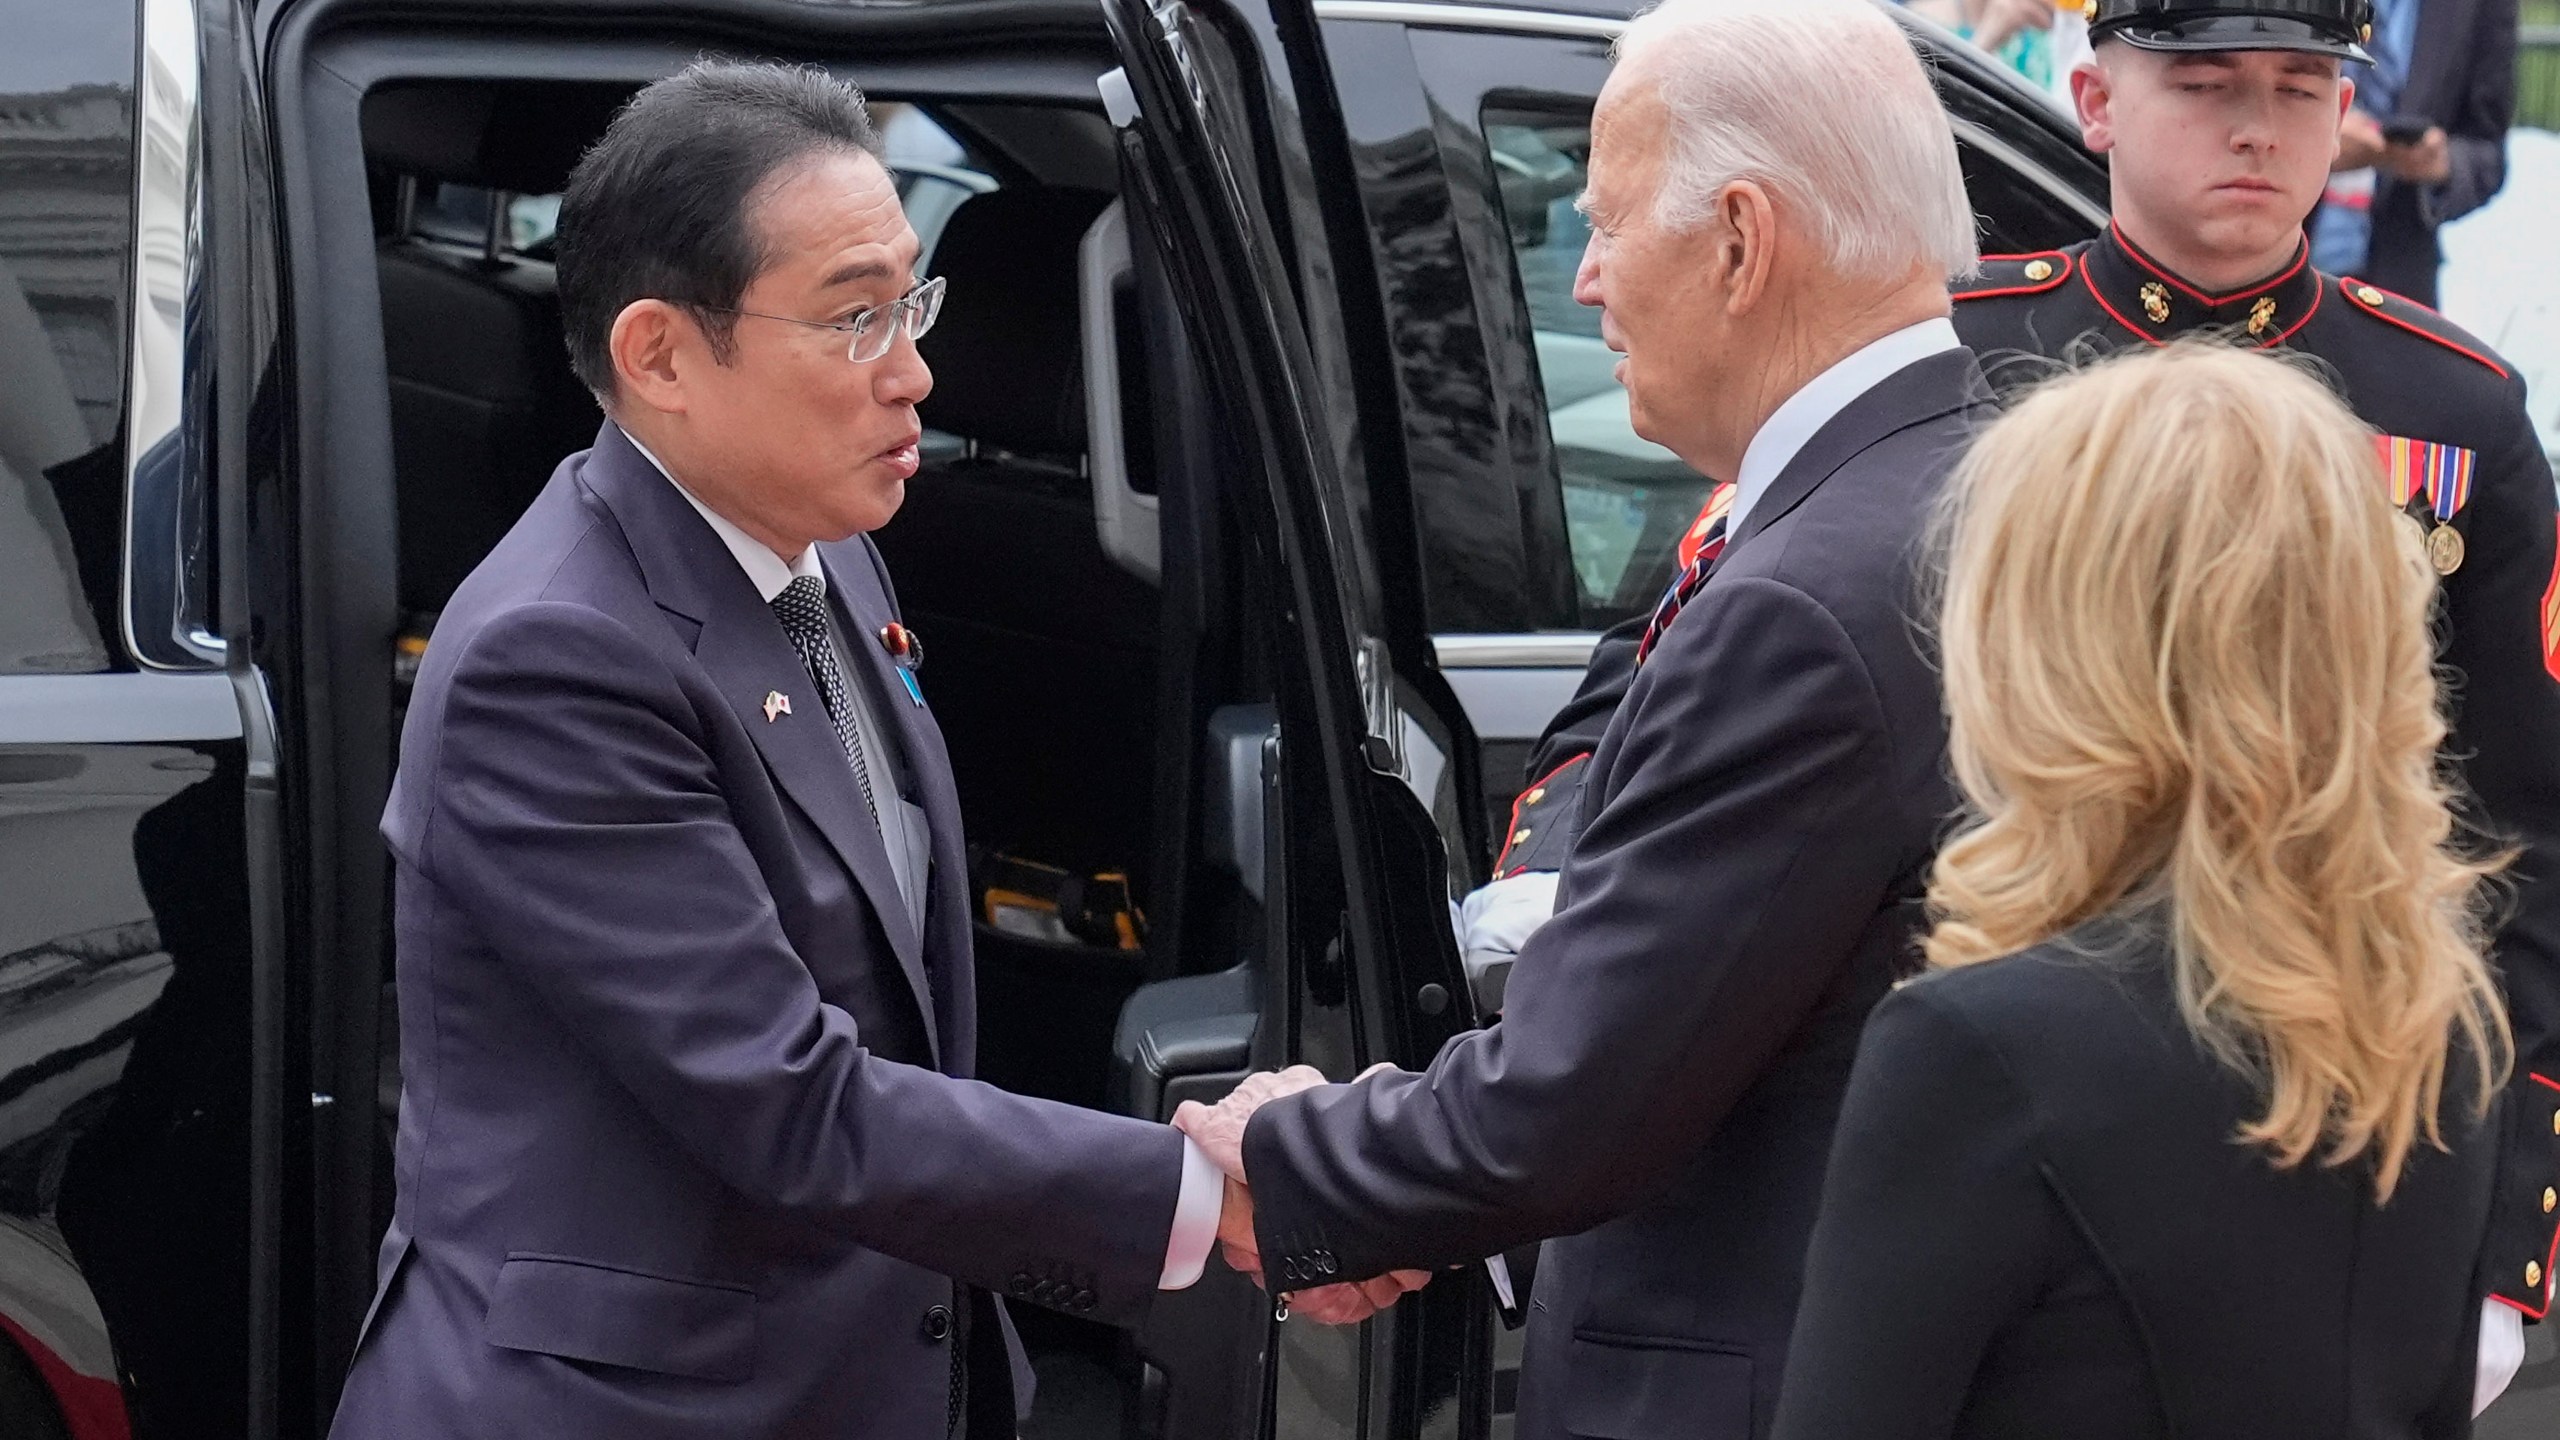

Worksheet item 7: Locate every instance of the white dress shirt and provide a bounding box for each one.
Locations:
[624,429,1222,1289]
[1725,317,1965,540]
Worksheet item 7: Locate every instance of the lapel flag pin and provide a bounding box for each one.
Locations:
[762,690,792,723]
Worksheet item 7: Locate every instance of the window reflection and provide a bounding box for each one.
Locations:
[1483,109,1712,628]
[0,60,131,673]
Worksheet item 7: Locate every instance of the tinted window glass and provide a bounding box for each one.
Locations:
[0,0,134,673]
[1483,107,1712,625]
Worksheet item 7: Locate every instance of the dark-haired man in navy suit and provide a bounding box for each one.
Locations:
[326,61,1408,1440]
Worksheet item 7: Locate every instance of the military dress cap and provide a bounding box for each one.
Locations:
[2084,0,2374,63]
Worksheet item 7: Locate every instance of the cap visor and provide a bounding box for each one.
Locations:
[2108,15,2371,63]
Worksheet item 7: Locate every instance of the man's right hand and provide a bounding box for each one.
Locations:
[1458,870,1562,978]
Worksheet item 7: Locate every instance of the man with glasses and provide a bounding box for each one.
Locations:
[326,62,1396,1440]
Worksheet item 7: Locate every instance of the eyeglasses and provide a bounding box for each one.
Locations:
[703,275,946,363]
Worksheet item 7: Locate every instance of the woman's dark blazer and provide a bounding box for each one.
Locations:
[1772,917,2502,1440]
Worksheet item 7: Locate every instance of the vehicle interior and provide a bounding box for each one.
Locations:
[286,22,1287,1437]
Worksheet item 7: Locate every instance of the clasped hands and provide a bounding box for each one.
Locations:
[1172,1064,1433,1326]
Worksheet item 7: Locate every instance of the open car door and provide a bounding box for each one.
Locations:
[1101,0,1498,1435]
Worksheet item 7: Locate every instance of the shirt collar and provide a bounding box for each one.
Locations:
[621,426,823,605]
[2085,223,2325,350]
[1729,316,1964,537]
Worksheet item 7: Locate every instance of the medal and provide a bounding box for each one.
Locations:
[2428,524,2466,576]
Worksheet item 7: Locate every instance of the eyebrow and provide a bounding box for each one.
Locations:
[2164,54,2240,72]
[820,258,898,288]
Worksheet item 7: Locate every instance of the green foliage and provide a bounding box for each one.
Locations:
[2526,3,2560,132]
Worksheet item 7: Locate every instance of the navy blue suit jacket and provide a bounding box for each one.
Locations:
[1241,351,1993,1440]
[328,426,1183,1440]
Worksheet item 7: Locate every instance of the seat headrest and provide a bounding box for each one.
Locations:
[917,187,1114,458]
[364,82,634,197]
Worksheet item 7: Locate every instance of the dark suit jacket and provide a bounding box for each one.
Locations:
[2362,0,2518,306]
[1774,918,2501,1440]
[1242,351,1993,1440]
[327,425,1183,1440]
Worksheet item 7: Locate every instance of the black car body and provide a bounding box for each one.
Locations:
[2,0,2545,1435]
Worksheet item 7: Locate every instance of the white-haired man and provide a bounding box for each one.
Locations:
[1168,3,1990,1434]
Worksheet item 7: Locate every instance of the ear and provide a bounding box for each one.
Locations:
[1718,180,1777,318]
[609,299,693,417]
[2072,57,2116,154]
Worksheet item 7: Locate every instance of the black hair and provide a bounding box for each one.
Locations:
[555,59,884,398]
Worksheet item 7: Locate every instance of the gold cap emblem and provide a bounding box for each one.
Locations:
[2023,259,2054,283]
[2140,281,2171,325]
[2083,0,2098,20]
[2356,283,2386,306]
[2247,295,2278,337]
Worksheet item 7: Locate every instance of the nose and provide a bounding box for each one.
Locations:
[875,328,933,407]
[2228,87,2280,154]
[1572,230,1605,310]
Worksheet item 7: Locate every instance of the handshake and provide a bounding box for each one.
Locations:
[1171,1065,1435,1326]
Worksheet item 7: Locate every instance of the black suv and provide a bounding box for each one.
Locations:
[6,0,2541,1436]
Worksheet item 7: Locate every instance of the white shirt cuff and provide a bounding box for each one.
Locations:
[2476,1298,2525,1417]
[1158,1134,1224,1289]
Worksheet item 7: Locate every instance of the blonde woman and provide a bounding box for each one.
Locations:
[1771,344,2514,1438]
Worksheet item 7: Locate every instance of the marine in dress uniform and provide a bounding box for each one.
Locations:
[1480,0,2560,1334]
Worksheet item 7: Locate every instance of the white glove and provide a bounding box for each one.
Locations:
[1458,870,1561,975]
[2475,1298,2524,1416]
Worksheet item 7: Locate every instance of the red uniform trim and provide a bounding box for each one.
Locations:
[2340,279,2511,379]
[0,1312,130,1440]
[2541,520,2560,684]
[2081,261,2165,347]
[1954,251,2073,301]
[2111,222,2310,307]
[2489,1070,2560,1318]
[1496,754,1590,869]
[2489,1222,2559,1320]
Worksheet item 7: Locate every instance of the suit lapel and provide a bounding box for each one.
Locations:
[822,539,979,1068]
[1723,348,1988,556]
[581,426,941,1064]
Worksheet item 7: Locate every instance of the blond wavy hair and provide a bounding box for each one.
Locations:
[1927,342,2509,1200]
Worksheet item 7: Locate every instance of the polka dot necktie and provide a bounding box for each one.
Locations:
[770,575,879,822]
[1635,480,1739,668]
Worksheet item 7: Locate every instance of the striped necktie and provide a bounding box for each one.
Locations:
[1635,480,1738,667]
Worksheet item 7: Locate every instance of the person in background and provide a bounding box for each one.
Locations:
[2314,0,2519,305]
[1773,341,2516,1436]
[1904,0,2090,100]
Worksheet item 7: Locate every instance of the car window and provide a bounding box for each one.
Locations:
[0,2,135,673]
[1483,108,1715,625]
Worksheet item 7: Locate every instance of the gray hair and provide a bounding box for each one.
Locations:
[1615,0,1979,283]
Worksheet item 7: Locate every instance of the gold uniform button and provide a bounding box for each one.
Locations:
[2544,1186,2556,1214]
[1511,828,1533,846]
[2551,1107,2559,1136]
[1524,787,1546,805]
[2529,1261,2546,1290]
[2023,259,2054,283]
[2356,284,2386,306]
